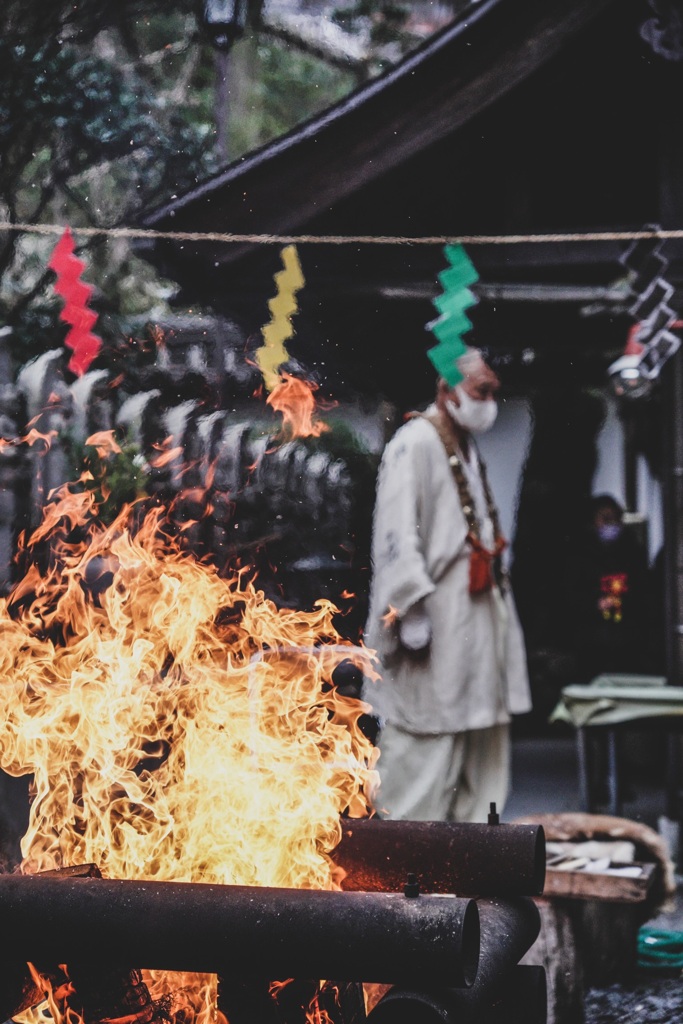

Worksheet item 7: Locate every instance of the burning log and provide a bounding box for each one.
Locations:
[219,978,366,1024]
[0,865,165,1024]
[366,899,545,1024]
[0,961,43,1023]
[335,819,546,897]
[66,965,160,1024]
[0,874,479,988]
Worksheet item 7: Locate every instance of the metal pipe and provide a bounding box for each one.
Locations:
[0,875,479,988]
[335,820,546,897]
[366,965,546,1024]
[461,898,541,1005]
[367,899,544,1024]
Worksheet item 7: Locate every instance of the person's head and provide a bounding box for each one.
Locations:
[436,348,500,434]
[591,494,624,543]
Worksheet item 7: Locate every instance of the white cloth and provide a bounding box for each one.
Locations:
[375,721,510,822]
[364,411,531,736]
[461,442,495,550]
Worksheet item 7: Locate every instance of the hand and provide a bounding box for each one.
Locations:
[399,602,431,652]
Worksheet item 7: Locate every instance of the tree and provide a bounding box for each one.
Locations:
[0,0,458,368]
[0,1,217,361]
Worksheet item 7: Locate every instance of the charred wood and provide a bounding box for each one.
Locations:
[0,867,103,1021]
[217,977,366,1024]
[217,978,285,1024]
[0,961,42,1023]
[66,965,159,1024]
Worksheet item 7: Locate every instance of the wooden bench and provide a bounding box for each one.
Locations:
[516,813,675,1024]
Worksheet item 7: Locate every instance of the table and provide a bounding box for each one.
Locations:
[551,674,683,815]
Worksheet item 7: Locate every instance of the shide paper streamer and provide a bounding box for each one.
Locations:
[426,244,479,387]
[48,227,102,377]
[256,244,305,392]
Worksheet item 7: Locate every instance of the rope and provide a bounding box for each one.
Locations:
[1,221,683,247]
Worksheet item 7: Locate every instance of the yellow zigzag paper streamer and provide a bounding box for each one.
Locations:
[256,245,305,392]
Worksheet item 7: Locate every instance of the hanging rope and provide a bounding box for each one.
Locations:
[1,221,683,247]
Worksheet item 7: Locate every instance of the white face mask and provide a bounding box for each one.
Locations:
[446,387,498,433]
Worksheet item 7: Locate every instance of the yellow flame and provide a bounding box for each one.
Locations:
[0,481,379,1023]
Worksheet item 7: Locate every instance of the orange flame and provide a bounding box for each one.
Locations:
[84,430,123,459]
[0,427,56,452]
[381,605,399,627]
[1,482,378,1024]
[267,375,330,439]
[149,438,184,469]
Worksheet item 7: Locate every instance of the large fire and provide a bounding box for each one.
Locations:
[0,444,378,1024]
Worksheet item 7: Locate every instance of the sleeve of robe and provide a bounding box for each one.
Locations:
[365,417,468,660]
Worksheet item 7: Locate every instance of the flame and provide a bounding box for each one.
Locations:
[0,427,56,452]
[381,605,399,627]
[267,375,330,439]
[85,431,123,459]
[363,985,392,1016]
[149,440,185,469]
[0,481,378,1024]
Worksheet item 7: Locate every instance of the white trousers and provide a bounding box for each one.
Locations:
[375,722,510,822]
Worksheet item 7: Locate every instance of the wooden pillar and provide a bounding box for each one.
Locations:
[521,898,584,1024]
[656,51,683,830]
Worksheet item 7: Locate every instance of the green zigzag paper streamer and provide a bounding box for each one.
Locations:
[426,244,479,386]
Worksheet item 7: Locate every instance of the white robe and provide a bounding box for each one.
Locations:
[364,413,531,735]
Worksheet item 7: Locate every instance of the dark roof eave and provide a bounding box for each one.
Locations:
[140,0,499,227]
[139,0,615,263]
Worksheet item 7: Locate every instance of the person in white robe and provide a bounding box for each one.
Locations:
[364,349,531,822]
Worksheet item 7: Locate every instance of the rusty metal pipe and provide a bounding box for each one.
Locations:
[368,898,543,1024]
[367,899,543,1024]
[470,898,541,990]
[0,874,479,988]
[335,819,546,896]
[366,965,546,1024]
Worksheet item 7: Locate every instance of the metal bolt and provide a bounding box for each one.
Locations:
[404,872,420,898]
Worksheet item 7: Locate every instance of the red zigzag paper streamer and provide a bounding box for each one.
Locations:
[48,227,102,376]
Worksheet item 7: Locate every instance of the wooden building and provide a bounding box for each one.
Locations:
[139,0,683,401]
[138,0,683,708]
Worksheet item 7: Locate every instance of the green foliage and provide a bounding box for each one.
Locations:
[331,0,415,51]
[297,417,371,461]
[0,1,216,365]
[226,36,355,157]
[0,0,428,373]
[0,299,63,364]
[0,41,210,200]
[1,4,211,188]
[70,434,150,524]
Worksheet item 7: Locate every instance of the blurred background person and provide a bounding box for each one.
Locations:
[566,493,651,683]
[364,348,531,822]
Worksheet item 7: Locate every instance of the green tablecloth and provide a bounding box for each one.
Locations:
[551,674,683,727]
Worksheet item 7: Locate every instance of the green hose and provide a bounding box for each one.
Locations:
[637,926,683,969]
